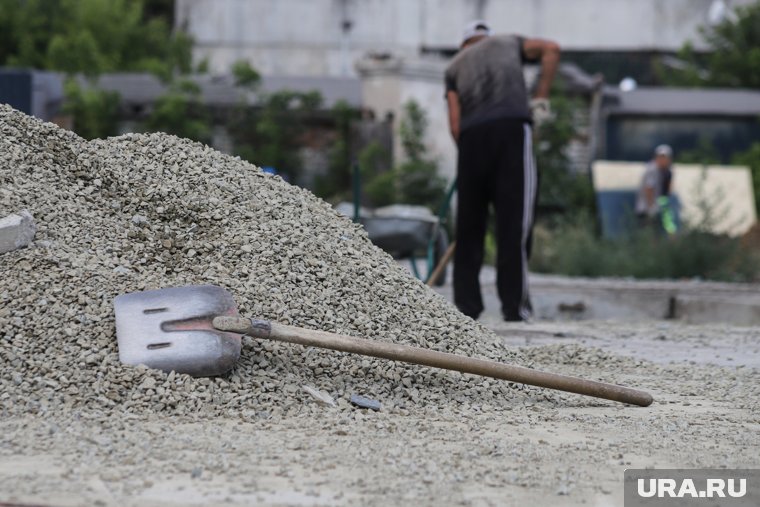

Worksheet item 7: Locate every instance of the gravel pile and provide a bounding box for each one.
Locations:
[0,105,539,419]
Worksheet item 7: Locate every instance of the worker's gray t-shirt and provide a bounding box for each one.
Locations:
[635,161,672,215]
[444,34,533,131]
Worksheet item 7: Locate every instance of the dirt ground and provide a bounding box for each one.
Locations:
[1,317,758,507]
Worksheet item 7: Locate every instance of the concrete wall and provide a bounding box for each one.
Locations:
[176,0,755,76]
[357,56,458,181]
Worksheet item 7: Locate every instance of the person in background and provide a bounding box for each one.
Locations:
[444,20,560,322]
[636,144,677,233]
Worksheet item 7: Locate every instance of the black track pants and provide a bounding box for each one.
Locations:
[453,119,537,320]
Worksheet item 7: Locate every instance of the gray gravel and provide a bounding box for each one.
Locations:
[0,104,539,421]
[0,330,757,506]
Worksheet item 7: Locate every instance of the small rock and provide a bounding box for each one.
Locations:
[350,394,381,411]
[302,385,336,407]
[0,209,36,254]
[131,214,149,225]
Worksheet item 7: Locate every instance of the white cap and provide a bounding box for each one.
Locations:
[655,144,673,157]
[461,20,490,46]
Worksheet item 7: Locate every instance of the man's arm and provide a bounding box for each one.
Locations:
[446,90,461,143]
[522,38,561,99]
[644,186,656,211]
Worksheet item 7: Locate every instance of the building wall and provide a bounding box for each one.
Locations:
[174,0,753,183]
[357,56,458,181]
[176,0,753,76]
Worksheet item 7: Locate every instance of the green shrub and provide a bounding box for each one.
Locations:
[733,142,760,215]
[145,79,211,143]
[354,100,447,211]
[359,142,394,207]
[392,100,446,211]
[314,101,357,201]
[231,90,323,183]
[63,79,120,139]
[364,170,396,208]
[232,59,261,88]
[530,214,760,282]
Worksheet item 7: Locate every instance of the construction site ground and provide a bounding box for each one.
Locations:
[2,272,758,507]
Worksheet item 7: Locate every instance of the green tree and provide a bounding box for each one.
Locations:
[677,136,723,165]
[656,1,760,217]
[314,101,358,200]
[359,142,394,207]
[0,0,192,80]
[231,60,261,88]
[534,90,595,219]
[733,142,760,213]
[144,79,211,143]
[395,100,447,210]
[142,0,176,24]
[62,79,120,140]
[358,101,447,211]
[661,1,760,88]
[0,0,195,140]
[231,90,323,182]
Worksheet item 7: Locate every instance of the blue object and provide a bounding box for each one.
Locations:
[350,394,381,411]
[0,69,63,120]
[596,190,637,238]
[0,70,32,115]
[262,166,277,175]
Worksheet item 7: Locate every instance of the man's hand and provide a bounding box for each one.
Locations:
[530,98,552,128]
[522,38,561,100]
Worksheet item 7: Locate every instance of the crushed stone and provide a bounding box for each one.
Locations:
[0,104,544,420]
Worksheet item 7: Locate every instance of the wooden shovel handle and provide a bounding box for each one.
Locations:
[425,241,456,287]
[212,316,653,407]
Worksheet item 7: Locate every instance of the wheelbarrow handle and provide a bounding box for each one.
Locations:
[212,316,653,407]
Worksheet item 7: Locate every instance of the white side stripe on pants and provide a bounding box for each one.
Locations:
[519,123,537,320]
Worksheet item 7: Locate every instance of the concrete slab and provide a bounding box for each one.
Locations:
[674,293,760,326]
[407,259,760,326]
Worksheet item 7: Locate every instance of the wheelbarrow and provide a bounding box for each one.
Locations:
[337,164,457,286]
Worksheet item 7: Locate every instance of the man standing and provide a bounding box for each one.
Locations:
[636,144,676,233]
[445,21,560,321]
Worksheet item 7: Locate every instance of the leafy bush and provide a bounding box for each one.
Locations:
[0,0,191,80]
[534,89,596,218]
[361,100,447,211]
[530,213,760,282]
[232,60,261,88]
[144,79,211,143]
[63,79,120,140]
[314,101,358,201]
[359,141,394,207]
[733,142,760,214]
[231,90,323,183]
[396,102,447,208]
[659,1,760,88]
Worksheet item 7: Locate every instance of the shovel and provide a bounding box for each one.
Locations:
[114,285,653,407]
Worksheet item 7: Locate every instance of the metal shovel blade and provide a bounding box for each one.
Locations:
[114,285,242,376]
